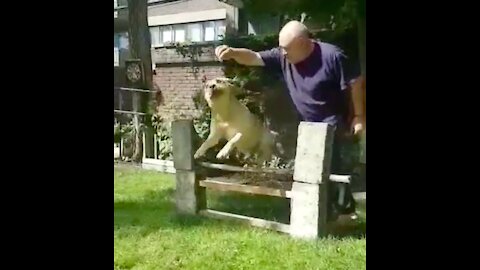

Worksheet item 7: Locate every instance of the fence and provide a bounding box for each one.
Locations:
[114,86,155,161]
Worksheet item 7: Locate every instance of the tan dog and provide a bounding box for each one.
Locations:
[193,77,275,164]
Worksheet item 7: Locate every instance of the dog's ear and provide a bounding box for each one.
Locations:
[230,76,243,88]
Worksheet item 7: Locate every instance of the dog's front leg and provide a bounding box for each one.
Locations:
[194,131,221,159]
[216,132,242,159]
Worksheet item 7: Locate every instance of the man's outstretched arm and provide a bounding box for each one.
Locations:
[215,45,265,66]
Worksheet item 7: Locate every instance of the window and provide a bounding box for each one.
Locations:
[174,25,186,43]
[150,27,161,47]
[150,20,226,47]
[114,34,120,47]
[114,34,120,66]
[204,21,216,42]
[119,33,129,49]
[114,0,118,18]
[161,26,173,45]
[114,47,119,67]
[114,32,129,66]
[216,21,226,40]
[187,23,202,42]
[246,15,281,36]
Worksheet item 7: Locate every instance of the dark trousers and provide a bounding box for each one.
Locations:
[327,127,356,220]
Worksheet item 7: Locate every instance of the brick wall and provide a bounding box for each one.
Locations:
[151,44,220,64]
[153,44,224,121]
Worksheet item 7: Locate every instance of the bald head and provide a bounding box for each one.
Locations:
[279,20,309,46]
[278,20,314,64]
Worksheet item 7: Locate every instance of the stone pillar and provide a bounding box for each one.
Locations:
[290,122,334,239]
[172,119,206,215]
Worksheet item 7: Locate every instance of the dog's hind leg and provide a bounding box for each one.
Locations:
[216,132,242,159]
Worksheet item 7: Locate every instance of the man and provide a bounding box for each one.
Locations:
[215,20,365,220]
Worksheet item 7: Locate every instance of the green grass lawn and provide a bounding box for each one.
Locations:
[114,165,366,270]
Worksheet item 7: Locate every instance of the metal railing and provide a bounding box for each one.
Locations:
[114,86,153,116]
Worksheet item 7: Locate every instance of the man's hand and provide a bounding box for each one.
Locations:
[215,45,235,61]
[351,115,365,135]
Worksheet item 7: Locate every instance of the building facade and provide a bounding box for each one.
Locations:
[114,0,281,119]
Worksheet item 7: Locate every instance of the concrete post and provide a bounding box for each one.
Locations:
[172,119,206,215]
[290,122,334,239]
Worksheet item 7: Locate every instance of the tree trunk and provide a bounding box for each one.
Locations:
[127,0,154,162]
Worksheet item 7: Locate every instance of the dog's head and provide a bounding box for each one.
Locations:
[203,77,242,107]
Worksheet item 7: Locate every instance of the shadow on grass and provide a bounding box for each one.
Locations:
[207,191,291,223]
[210,191,366,239]
[114,187,365,239]
[114,188,212,234]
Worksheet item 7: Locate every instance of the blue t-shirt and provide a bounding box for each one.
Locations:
[259,41,360,127]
